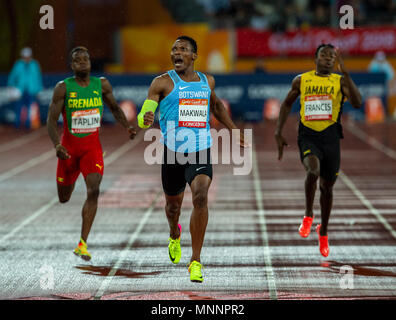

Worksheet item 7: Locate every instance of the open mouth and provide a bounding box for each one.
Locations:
[174,58,183,67]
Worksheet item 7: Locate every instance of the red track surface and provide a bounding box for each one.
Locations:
[0,117,395,300]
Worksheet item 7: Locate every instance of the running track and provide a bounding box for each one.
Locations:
[0,116,395,300]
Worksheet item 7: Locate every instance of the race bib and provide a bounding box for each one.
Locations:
[178,99,208,128]
[304,95,333,121]
[71,108,101,133]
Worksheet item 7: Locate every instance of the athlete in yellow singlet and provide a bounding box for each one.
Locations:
[275,44,362,257]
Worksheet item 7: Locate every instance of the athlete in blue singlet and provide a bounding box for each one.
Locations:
[159,69,212,153]
[138,36,247,282]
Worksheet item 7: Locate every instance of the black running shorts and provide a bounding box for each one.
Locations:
[298,122,341,182]
[161,146,213,196]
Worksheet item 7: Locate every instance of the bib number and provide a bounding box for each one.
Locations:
[304,95,332,121]
[71,108,101,133]
[178,99,208,128]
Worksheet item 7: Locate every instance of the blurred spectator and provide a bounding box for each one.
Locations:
[169,0,396,30]
[393,0,396,22]
[196,0,230,15]
[233,0,256,28]
[368,51,395,85]
[161,0,206,22]
[363,0,393,24]
[309,1,330,27]
[199,0,395,30]
[7,47,43,129]
[254,58,267,73]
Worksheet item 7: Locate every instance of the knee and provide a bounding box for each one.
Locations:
[59,196,70,204]
[320,183,333,196]
[87,186,100,200]
[57,185,73,204]
[306,167,320,181]
[192,191,208,210]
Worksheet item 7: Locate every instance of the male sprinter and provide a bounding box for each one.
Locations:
[138,36,247,282]
[275,44,362,257]
[47,47,136,261]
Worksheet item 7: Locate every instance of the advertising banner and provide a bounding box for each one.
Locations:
[237,27,396,57]
[0,72,386,124]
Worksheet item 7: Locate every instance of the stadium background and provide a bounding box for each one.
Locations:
[0,0,395,125]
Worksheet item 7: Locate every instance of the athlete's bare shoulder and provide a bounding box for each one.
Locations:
[201,73,215,90]
[292,74,302,84]
[99,77,112,93]
[153,73,172,85]
[50,81,66,105]
[150,73,173,92]
[99,76,111,84]
[146,73,173,101]
[53,81,66,96]
[55,80,66,88]
[204,73,214,82]
[291,75,301,91]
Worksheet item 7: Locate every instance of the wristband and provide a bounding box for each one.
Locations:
[138,99,158,128]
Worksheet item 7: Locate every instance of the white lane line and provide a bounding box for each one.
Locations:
[0,150,55,183]
[252,138,277,300]
[345,122,396,160]
[339,170,396,240]
[0,129,144,183]
[93,191,161,300]
[0,197,59,244]
[0,127,47,153]
[344,122,396,239]
[0,134,144,245]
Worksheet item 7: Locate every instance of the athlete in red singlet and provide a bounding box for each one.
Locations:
[47,47,137,260]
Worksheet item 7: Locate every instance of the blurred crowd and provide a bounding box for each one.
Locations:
[177,0,396,30]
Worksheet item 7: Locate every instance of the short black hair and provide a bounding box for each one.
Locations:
[315,43,335,58]
[70,46,89,60]
[176,36,197,53]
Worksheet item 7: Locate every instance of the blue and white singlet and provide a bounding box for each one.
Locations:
[159,70,213,153]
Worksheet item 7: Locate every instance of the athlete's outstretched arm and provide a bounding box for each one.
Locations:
[101,78,136,139]
[207,75,248,147]
[336,50,362,108]
[138,75,167,128]
[275,75,301,161]
[47,81,70,160]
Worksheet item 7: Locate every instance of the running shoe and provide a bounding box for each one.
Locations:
[298,215,314,238]
[168,224,182,264]
[316,224,329,257]
[73,238,92,261]
[188,260,203,283]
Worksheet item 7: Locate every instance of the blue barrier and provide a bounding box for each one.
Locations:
[0,72,386,124]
